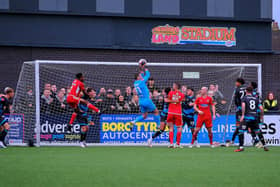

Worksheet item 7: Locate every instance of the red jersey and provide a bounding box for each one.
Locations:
[195,96,214,116]
[168,90,184,115]
[69,79,85,97]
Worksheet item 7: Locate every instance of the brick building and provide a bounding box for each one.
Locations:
[0,0,279,98]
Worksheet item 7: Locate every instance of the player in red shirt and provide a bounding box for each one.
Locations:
[190,87,216,148]
[166,82,185,148]
[66,73,100,132]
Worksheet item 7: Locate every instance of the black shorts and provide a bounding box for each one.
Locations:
[183,116,195,129]
[160,114,167,123]
[0,116,8,126]
[240,120,261,133]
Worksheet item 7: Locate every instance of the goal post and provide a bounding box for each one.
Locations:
[11,60,262,146]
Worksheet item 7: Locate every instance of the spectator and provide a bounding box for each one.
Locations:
[156,95,164,111]
[129,95,140,113]
[51,90,68,113]
[115,95,130,113]
[264,92,278,112]
[210,84,227,114]
[41,83,51,96]
[44,83,51,90]
[27,88,33,108]
[102,89,116,113]
[60,88,67,99]
[148,77,159,92]
[97,87,106,101]
[40,89,53,114]
[115,89,121,99]
[181,85,188,95]
[51,85,57,98]
[132,87,137,96]
[152,90,160,101]
[124,86,133,101]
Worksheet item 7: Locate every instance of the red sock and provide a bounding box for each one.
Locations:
[69,113,77,125]
[191,132,197,144]
[176,131,182,145]
[87,103,99,112]
[169,131,174,144]
[209,132,213,145]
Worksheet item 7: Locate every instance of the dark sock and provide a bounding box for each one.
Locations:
[238,133,244,147]
[80,132,87,142]
[232,128,239,141]
[0,130,7,142]
[257,133,266,146]
[152,130,163,139]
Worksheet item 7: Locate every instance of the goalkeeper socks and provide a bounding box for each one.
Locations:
[133,115,145,124]
[87,103,99,112]
[176,131,182,145]
[169,131,174,144]
[0,129,8,142]
[69,113,77,125]
[208,132,213,145]
[152,130,163,139]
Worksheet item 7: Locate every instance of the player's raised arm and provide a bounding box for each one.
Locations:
[141,69,150,82]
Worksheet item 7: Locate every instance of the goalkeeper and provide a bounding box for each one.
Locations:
[75,102,95,148]
[129,59,160,130]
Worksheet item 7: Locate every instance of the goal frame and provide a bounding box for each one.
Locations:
[21,60,262,147]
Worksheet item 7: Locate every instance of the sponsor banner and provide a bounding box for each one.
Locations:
[5,114,24,144]
[40,114,100,143]
[151,25,236,47]
[100,114,238,144]
[245,115,280,146]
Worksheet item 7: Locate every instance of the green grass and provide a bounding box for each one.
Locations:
[0,146,279,187]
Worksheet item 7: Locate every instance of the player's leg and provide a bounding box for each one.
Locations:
[148,120,166,147]
[184,117,198,146]
[80,98,99,113]
[168,122,174,148]
[80,125,88,148]
[235,122,247,152]
[175,116,183,148]
[0,121,10,148]
[190,117,203,147]
[251,122,269,151]
[67,95,80,131]
[231,112,241,143]
[205,117,213,147]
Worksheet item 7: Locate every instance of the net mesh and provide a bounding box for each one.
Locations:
[12,61,259,145]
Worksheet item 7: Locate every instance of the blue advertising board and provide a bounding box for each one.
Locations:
[40,114,100,143]
[5,114,24,144]
[100,114,237,144]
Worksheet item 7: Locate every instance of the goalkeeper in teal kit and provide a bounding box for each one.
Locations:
[129,59,160,130]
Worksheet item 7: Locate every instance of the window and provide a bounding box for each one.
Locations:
[0,0,9,9]
[39,0,68,11]
[261,0,272,19]
[207,0,234,17]
[152,0,180,16]
[96,0,124,14]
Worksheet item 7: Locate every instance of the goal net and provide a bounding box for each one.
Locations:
[11,60,261,146]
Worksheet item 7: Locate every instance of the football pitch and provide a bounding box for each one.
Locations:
[0,146,279,187]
